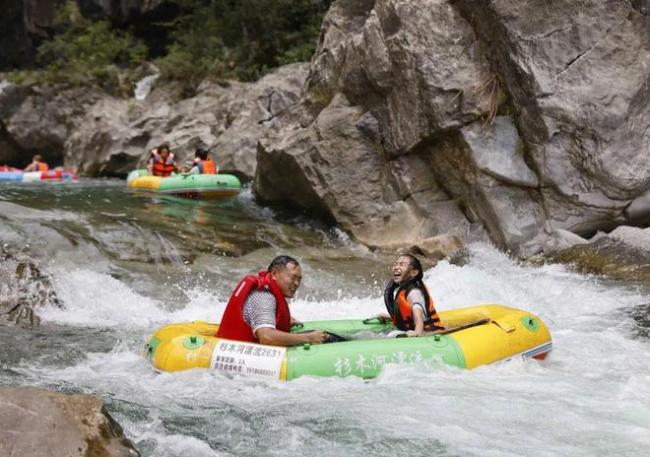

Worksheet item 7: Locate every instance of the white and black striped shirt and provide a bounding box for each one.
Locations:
[242,289,277,335]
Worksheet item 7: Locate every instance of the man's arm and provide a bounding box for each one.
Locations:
[244,291,327,346]
[256,327,327,346]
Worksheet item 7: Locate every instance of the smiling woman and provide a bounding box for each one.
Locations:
[382,254,443,336]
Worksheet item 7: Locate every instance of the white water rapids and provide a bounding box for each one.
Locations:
[1,183,649,456]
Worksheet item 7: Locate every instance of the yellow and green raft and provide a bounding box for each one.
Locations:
[145,305,552,380]
[127,169,241,199]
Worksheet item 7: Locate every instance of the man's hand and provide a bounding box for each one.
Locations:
[377,313,392,324]
[304,330,328,344]
[406,330,421,337]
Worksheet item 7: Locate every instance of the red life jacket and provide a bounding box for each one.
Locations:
[216,271,291,343]
[151,150,175,177]
[37,162,49,172]
[199,159,217,175]
[384,280,443,331]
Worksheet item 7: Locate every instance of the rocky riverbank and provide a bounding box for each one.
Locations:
[1,0,648,258]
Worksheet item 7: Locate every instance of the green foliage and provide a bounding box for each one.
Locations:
[154,2,230,87]
[156,0,330,85]
[16,1,147,91]
[8,0,330,91]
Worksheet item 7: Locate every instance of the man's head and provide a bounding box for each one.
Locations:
[268,255,302,298]
[32,154,42,162]
[195,148,208,160]
[391,254,423,285]
[159,144,171,158]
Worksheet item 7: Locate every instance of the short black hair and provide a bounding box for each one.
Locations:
[195,148,208,160]
[268,255,300,272]
[398,253,423,280]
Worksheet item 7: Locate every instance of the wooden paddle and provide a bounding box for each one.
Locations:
[431,318,491,335]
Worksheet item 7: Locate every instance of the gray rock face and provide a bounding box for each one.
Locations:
[2,64,308,177]
[0,386,139,457]
[0,84,102,167]
[255,94,478,248]
[254,0,650,255]
[455,0,650,234]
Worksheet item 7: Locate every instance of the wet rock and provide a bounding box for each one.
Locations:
[546,226,650,282]
[542,229,589,256]
[409,234,464,261]
[0,245,63,326]
[255,94,478,248]
[0,386,139,457]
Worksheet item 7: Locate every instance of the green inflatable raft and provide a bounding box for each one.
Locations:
[127,169,241,199]
[145,305,553,380]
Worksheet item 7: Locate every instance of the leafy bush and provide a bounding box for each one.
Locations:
[156,0,330,85]
[8,0,330,91]
[14,1,147,92]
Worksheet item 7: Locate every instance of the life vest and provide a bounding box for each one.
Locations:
[151,150,175,177]
[384,279,443,331]
[37,162,49,172]
[199,159,217,175]
[216,271,291,343]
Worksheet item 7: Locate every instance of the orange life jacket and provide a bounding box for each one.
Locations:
[199,159,217,175]
[151,151,175,177]
[384,280,443,331]
[37,162,49,172]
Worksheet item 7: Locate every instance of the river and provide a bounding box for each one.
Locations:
[1,180,649,457]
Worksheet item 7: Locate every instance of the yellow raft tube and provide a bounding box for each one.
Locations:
[144,304,552,380]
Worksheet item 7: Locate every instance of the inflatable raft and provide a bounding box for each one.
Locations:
[145,305,552,380]
[127,169,241,199]
[0,169,78,182]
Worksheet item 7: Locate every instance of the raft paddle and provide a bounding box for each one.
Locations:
[432,318,491,335]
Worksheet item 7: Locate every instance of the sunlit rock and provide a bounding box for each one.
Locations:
[0,386,139,457]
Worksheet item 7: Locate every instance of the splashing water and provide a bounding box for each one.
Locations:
[1,181,649,457]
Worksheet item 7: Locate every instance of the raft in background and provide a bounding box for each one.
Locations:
[145,304,553,381]
[127,169,241,199]
[0,169,79,182]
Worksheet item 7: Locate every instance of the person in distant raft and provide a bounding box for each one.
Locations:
[379,254,444,337]
[217,255,329,346]
[147,144,177,177]
[23,154,49,172]
[190,148,218,175]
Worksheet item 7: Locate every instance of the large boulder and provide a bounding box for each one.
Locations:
[0,83,103,168]
[255,0,650,255]
[0,386,139,457]
[256,93,478,248]
[2,64,308,177]
[65,63,307,177]
[256,0,499,250]
[454,0,650,236]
